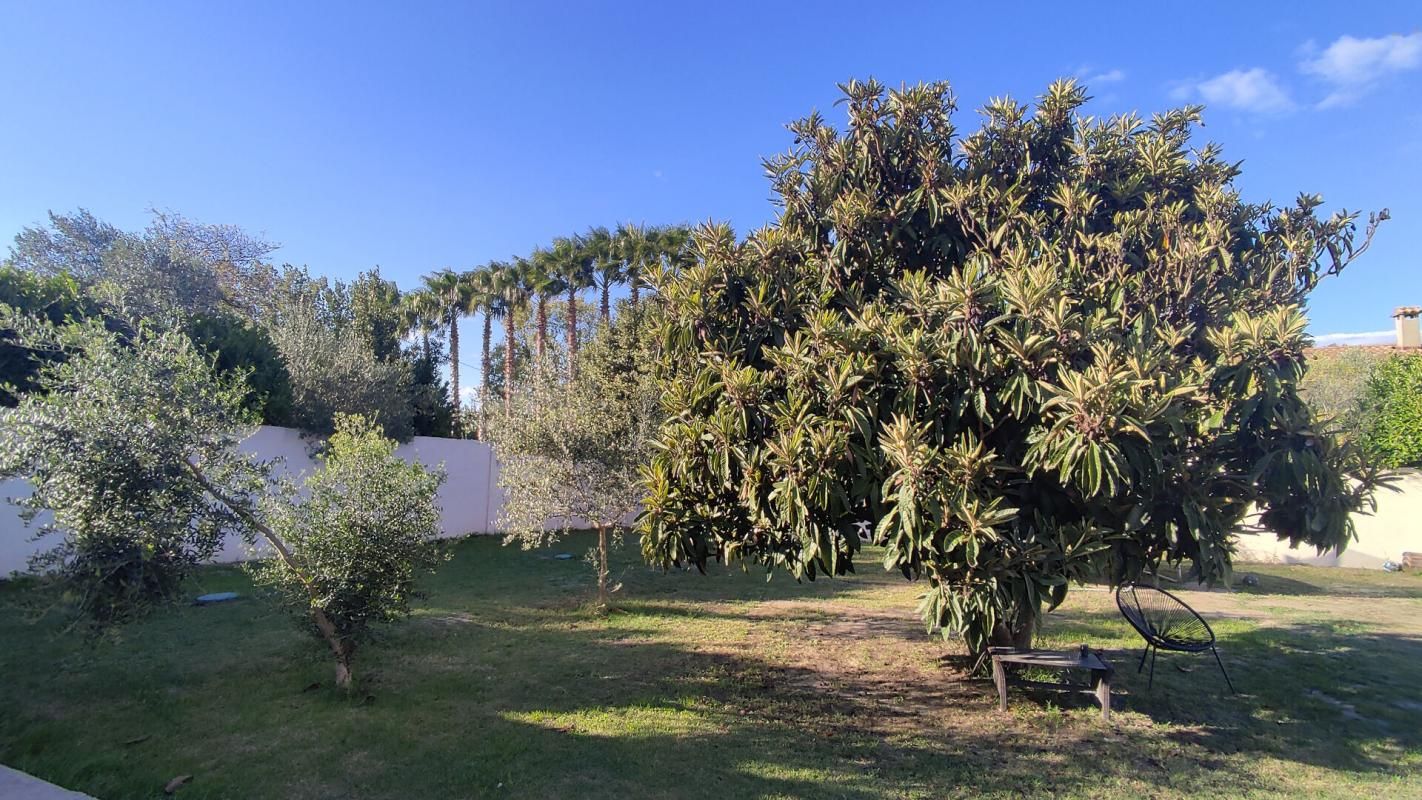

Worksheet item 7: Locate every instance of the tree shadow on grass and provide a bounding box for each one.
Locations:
[1037,607,1422,777]
[3,536,1419,799]
[1228,571,1422,599]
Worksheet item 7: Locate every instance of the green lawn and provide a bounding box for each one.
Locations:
[2,536,1420,799]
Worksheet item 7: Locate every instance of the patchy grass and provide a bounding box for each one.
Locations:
[1,536,1419,799]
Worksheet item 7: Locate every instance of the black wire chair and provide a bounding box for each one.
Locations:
[1116,583,1236,693]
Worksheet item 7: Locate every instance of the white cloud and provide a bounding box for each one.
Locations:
[1311,330,1394,347]
[1071,64,1126,86]
[1174,68,1294,113]
[1300,32,1422,108]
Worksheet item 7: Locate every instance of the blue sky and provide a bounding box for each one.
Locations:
[2,1,1419,365]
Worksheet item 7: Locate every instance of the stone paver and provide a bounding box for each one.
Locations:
[0,765,96,800]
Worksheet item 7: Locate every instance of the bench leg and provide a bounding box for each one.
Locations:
[992,656,1007,712]
[1092,669,1112,721]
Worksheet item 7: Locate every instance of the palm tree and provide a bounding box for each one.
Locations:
[546,235,593,380]
[656,224,695,282]
[584,226,621,324]
[466,266,498,438]
[491,260,531,413]
[615,222,653,310]
[526,248,565,367]
[400,289,445,363]
[421,269,475,423]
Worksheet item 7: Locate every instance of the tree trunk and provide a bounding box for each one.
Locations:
[596,524,610,608]
[629,274,639,309]
[536,295,547,364]
[479,312,492,439]
[600,280,611,324]
[503,310,515,414]
[988,606,1038,650]
[566,286,578,381]
[182,459,354,691]
[448,312,460,432]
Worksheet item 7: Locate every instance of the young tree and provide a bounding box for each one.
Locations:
[254,414,446,688]
[0,310,445,686]
[0,314,264,627]
[488,308,660,607]
[641,79,1388,653]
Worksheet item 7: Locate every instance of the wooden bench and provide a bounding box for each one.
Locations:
[989,646,1114,721]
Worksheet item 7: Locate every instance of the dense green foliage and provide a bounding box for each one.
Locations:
[0,265,105,405]
[254,415,446,683]
[641,78,1387,651]
[184,312,295,425]
[1358,354,1422,468]
[0,311,263,626]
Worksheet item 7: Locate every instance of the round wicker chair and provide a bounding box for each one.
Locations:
[1116,583,1235,693]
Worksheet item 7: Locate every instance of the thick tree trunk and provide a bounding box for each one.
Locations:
[503,310,515,414]
[182,460,354,690]
[566,286,578,381]
[988,606,1038,651]
[536,296,547,364]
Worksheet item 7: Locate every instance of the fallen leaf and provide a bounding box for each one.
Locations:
[122,734,151,746]
[163,775,192,794]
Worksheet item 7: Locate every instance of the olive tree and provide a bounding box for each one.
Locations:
[640,79,1387,653]
[0,313,262,626]
[0,309,444,687]
[254,414,445,688]
[488,309,660,607]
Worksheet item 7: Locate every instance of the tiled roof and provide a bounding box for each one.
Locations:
[1304,344,1416,357]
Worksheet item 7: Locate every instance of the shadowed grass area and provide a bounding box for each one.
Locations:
[1,535,1419,799]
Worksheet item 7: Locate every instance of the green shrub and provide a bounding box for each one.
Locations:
[1359,354,1422,467]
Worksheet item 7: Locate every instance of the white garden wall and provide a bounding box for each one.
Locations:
[3,429,1420,576]
[1,425,503,577]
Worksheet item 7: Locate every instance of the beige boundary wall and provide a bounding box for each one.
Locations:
[3,428,1419,575]
[1233,469,1422,568]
